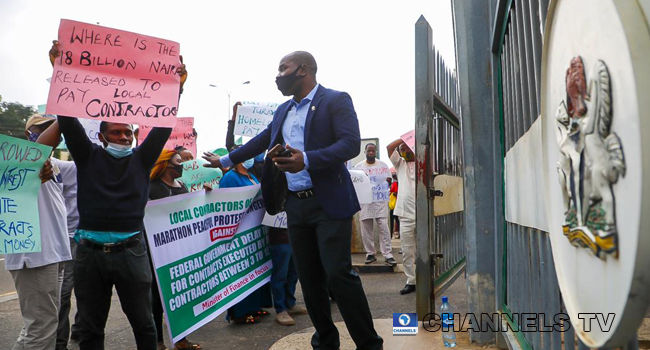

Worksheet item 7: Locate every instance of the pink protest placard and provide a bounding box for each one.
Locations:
[138,117,196,156]
[401,130,415,152]
[46,19,181,127]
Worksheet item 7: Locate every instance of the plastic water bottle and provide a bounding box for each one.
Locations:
[440,296,457,347]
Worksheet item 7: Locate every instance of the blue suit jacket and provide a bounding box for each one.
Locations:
[228,85,361,220]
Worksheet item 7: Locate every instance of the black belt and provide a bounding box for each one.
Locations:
[289,189,315,199]
[79,235,142,253]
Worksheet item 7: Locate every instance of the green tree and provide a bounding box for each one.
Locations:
[0,95,36,139]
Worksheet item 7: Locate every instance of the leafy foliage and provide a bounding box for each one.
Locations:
[0,95,36,139]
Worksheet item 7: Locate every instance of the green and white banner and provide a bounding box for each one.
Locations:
[143,185,271,343]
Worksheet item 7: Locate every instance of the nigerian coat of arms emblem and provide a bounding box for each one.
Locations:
[554,56,625,259]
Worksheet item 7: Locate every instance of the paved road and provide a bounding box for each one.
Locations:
[0,266,463,349]
[0,254,17,300]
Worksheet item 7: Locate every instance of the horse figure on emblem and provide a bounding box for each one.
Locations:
[555,56,626,259]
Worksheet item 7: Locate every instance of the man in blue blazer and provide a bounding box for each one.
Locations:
[204,51,383,350]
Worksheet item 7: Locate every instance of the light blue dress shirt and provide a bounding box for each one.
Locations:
[221,84,319,192]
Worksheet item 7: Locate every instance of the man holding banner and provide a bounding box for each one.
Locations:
[226,102,265,179]
[354,143,395,266]
[48,31,187,350]
[204,51,383,350]
[4,115,72,350]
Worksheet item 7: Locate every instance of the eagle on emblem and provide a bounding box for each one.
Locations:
[555,56,625,259]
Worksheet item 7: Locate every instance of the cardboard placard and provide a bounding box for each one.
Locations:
[46,19,181,127]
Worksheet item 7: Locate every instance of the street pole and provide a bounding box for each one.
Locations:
[209,81,250,120]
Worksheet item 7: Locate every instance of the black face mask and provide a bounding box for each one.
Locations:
[275,65,303,96]
[171,163,184,178]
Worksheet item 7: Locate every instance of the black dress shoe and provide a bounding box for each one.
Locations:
[400,284,416,295]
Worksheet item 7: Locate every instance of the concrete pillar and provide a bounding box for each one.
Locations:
[452,0,502,345]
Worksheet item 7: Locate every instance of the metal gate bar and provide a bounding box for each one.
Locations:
[415,15,465,317]
[491,1,638,349]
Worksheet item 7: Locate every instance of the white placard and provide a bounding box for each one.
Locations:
[349,170,373,205]
[262,212,287,229]
[78,119,102,145]
[354,161,391,203]
[234,103,278,137]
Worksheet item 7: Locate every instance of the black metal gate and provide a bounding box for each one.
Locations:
[492,1,638,349]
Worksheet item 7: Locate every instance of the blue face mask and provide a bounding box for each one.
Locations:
[28,132,40,142]
[242,158,255,169]
[254,152,265,163]
[104,142,133,158]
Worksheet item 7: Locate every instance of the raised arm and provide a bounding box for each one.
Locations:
[387,138,404,160]
[304,92,361,170]
[203,123,271,169]
[138,127,173,170]
[36,120,62,149]
[57,116,94,164]
[228,125,271,164]
[226,102,242,150]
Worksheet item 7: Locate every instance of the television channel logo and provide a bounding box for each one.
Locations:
[393,313,418,335]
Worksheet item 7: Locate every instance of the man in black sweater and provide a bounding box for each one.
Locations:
[49,42,186,350]
[58,118,171,350]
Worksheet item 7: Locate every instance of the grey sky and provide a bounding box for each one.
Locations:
[0,0,456,157]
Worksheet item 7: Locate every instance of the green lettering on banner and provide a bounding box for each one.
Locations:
[145,184,266,343]
[155,226,271,338]
[0,134,52,254]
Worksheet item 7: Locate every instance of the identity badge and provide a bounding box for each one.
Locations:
[393,313,418,335]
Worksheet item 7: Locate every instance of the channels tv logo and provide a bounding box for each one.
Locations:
[393,313,418,335]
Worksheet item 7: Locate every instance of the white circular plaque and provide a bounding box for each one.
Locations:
[541,0,650,347]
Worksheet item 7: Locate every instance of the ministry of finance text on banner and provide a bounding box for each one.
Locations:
[143,186,271,343]
[46,19,181,127]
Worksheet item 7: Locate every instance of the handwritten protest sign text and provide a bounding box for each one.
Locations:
[180,158,222,192]
[0,134,51,254]
[139,117,196,155]
[46,19,181,127]
[349,170,373,204]
[354,162,391,203]
[262,212,287,229]
[401,130,415,153]
[234,102,279,137]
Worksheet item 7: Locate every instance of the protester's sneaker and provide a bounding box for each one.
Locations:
[385,257,397,266]
[365,255,377,264]
[157,341,168,350]
[287,305,308,315]
[400,284,416,295]
[275,311,296,326]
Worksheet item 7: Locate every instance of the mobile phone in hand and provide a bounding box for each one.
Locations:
[267,144,293,159]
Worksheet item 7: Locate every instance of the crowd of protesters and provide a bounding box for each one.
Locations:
[2,42,418,350]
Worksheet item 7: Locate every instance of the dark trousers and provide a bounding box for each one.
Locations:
[286,195,383,350]
[270,243,299,313]
[389,210,399,234]
[150,259,165,343]
[56,238,81,350]
[73,235,156,350]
